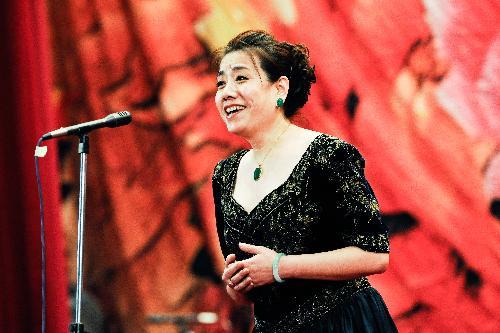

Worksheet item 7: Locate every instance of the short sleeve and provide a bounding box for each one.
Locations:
[212,161,229,258]
[317,139,389,253]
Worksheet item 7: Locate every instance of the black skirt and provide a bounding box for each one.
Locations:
[301,287,398,333]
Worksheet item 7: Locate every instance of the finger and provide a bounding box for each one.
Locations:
[242,279,255,292]
[234,276,253,291]
[239,242,263,255]
[221,254,237,282]
[241,277,255,292]
[229,268,249,286]
[224,254,236,267]
[222,261,244,282]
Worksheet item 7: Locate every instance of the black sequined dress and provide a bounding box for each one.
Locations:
[212,134,398,333]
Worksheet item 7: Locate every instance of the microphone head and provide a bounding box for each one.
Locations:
[106,111,132,127]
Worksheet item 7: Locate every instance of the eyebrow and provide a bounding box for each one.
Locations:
[217,64,250,77]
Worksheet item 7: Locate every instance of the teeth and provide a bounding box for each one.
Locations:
[225,105,245,114]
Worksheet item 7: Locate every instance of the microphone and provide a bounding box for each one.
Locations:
[41,111,132,141]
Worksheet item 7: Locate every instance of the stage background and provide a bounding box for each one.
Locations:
[1,1,499,332]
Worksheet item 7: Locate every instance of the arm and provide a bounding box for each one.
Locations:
[237,243,388,287]
[212,164,255,302]
[279,246,388,280]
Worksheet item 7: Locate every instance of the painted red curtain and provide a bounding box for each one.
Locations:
[0,0,69,332]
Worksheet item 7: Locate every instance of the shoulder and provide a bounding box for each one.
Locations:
[212,149,248,185]
[312,134,365,169]
[291,127,356,157]
[313,134,363,158]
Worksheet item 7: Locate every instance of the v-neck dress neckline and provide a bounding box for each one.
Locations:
[229,134,324,216]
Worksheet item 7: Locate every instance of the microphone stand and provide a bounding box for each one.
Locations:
[69,134,90,333]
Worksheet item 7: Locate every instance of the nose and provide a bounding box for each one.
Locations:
[221,80,237,100]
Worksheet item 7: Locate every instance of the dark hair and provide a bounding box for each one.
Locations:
[213,30,316,118]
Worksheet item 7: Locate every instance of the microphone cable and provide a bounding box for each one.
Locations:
[35,136,47,333]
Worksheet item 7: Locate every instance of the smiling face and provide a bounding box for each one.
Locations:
[215,50,281,138]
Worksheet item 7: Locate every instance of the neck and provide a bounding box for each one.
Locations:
[247,117,291,153]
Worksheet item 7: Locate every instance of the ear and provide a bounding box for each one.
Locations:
[275,76,289,99]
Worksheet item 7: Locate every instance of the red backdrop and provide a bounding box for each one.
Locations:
[0,1,69,332]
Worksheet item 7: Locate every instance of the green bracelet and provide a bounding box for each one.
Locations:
[272,253,286,283]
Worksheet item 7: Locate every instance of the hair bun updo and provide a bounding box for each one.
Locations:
[213,30,316,118]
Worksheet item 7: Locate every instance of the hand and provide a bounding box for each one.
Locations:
[221,254,254,295]
[239,243,277,287]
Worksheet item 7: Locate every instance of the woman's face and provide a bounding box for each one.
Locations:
[215,50,278,137]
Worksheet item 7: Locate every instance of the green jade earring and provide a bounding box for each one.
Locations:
[276,97,284,108]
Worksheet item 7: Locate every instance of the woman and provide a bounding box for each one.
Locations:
[212,30,398,333]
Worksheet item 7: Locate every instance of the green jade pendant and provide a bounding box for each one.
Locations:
[253,166,262,181]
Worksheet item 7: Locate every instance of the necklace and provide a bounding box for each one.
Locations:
[253,122,291,181]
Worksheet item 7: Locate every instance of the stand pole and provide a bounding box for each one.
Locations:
[69,134,89,333]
